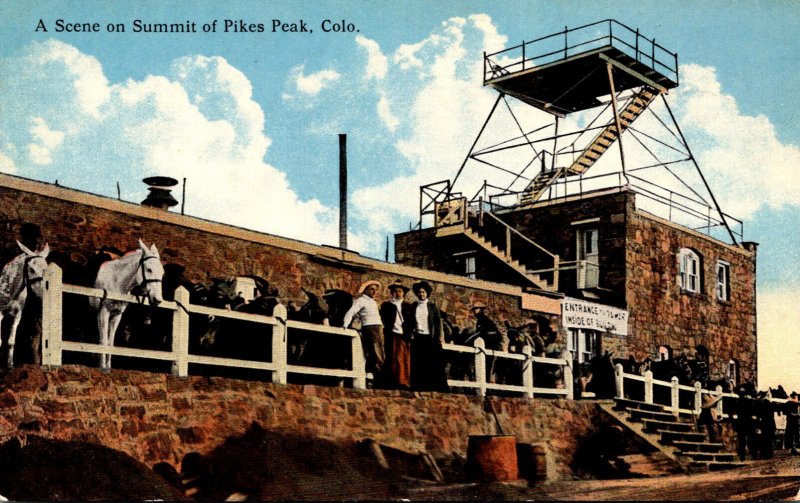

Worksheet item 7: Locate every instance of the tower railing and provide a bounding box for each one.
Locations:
[484,19,678,86]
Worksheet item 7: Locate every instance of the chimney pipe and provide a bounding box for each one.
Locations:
[141,176,179,210]
[339,134,347,249]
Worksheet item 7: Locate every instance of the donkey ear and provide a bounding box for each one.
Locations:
[39,243,50,259]
[16,240,34,256]
[138,239,148,252]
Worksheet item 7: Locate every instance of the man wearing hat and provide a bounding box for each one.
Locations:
[343,280,385,387]
[406,280,448,392]
[380,280,411,389]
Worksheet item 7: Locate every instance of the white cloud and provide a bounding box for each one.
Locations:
[376,96,399,132]
[356,35,388,80]
[0,39,339,247]
[287,64,341,97]
[674,64,800,218]
[27,117,65,165]
[351,15,520,243]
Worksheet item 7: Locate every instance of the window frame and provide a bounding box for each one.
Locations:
[678,248,701,293]
[465,255,476,280]
[716,260,731,301]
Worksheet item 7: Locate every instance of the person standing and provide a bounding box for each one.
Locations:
[380,280,411,389]
[343,280,385,387]
[698,392,723,443]
[785,392,799,455]
[406,281,448,392]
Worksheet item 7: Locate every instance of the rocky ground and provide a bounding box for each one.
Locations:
[0,426,797,501]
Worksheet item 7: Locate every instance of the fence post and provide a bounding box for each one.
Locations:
[349,328,367,390]
[171,286,190,377]
[715,385,724,419]
[671,376,680,415]
[614,363,624,398]
[644,370,654,404]
[522,346,534,399]
[272,302,288,385]
[474,337,486,397]
[563,351,573,400]
[694,381,703,415]
[41,263,63,367]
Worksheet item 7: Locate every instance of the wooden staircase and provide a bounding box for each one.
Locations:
[602,398,747,474]
[461,226,556,291]
[521,86,659,204]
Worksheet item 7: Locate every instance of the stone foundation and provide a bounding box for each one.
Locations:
[0,365,609,480]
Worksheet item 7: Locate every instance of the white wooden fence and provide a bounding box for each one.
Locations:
[614,364,787,419]
[39,263,572,398]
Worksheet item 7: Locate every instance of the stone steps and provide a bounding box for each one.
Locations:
[643,419,695,434]
[629,408,681,423]
[609,398,747,474]
[671,440,726,453]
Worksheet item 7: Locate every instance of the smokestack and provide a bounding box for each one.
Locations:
[339,134,347,249]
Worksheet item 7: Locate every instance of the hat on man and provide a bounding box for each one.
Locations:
[412,280,433,295]
[357,280,381,295]
[388,280,410,293]
[472,301,487,311]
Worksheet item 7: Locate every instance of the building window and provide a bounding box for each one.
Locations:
[465,256,476,280]
[727,359,739,387]
[678,248,701,293]
[716,260,730,301]
[568,328,598,364]
[576,228,599,289]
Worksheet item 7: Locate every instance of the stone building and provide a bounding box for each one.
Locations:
[395,187,757,384]
[395,21,758,385]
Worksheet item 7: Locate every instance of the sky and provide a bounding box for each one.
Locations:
[0,0,798,391]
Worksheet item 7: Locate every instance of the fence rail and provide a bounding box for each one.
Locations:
[40,263,571,398]
[614,364,786,420]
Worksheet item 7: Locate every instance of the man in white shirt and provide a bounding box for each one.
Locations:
[343,280,384,387]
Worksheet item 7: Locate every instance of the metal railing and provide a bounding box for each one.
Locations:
[39,263,572,398]
[484,19,678,85]
[478,171,743,244]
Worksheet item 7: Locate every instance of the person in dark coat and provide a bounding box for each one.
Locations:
[733,384,758,460]
[755,391,777,459]
[379,280,411,390]
[406,281,448,392]
[785,392,799,455]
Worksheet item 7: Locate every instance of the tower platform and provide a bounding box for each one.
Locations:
[484,20,678,116]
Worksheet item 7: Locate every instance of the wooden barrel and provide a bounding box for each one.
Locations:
[517,443,547,482]
[466,435,518,481]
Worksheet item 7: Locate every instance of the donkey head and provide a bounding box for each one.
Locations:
[16,240,49,299]
[137,239,165,307]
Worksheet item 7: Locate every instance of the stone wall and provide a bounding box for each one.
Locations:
[0,365,608,479]
[0,174,559,334]
[626,210,757,381]
[498,189,631,307]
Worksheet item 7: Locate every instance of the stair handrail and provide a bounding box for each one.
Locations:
[479,206,556,259]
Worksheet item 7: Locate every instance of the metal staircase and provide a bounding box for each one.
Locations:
[603,398,747,474]
[521,86,659,204]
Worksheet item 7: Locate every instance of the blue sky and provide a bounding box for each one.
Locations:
[1,1,798,390]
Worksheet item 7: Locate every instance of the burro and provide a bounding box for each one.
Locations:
[321,19,356,33]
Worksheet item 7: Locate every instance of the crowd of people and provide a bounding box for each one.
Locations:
[729,384,799,461]
[338,278,559,392]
